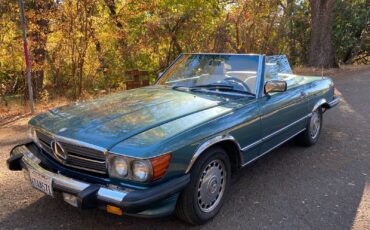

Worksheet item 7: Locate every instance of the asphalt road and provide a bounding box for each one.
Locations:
[1,67,369,230]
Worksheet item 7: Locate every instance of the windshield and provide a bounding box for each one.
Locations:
[157,54,260,95]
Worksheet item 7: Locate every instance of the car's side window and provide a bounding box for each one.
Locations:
[264,55,303,89]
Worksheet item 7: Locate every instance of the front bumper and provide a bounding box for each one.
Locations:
[7,144,190,215]
[328,96,340,108]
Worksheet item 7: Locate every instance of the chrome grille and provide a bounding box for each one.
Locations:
[36,130,107,174]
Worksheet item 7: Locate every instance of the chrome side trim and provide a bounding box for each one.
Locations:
[242,128,306,167]
[186,113,311,172]
[260,114,310,141]
[241,113,311,151]
[312,98,327,111]
[241,139,263,151]
[185,135,242,174]
[16,145,128,205]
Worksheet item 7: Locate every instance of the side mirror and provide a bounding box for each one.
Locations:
[264,80,287,94]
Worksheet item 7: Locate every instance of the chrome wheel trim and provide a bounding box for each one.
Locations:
[310,110,321,139]
[197,159,226,213]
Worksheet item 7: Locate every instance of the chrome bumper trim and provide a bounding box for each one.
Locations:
[13,145,128,206]
[328,96,340,108]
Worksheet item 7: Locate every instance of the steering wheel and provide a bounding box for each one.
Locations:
[223,77,251,92]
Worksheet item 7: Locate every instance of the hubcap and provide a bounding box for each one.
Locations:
[197,159,226,213]
[310,110,321,139]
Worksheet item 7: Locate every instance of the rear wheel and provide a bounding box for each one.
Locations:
[297,107,323,146]
[175,147,231,225]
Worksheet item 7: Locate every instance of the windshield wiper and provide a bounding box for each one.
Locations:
[192,84,234,89]
[172,85,191,91]
[172,84,255,97]
[191,84,255,97]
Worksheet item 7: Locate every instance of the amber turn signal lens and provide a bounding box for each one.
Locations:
[150,152,172,181]
[106,205,123,216]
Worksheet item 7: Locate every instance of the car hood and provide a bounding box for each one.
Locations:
[30,86,234,150]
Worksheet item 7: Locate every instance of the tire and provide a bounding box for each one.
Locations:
[297,107,323,146]
[175,146,231,225]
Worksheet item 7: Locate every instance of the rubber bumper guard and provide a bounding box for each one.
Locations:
[7,144,190,213]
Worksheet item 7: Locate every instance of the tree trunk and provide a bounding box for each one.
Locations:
[308,0,337,68]
[27,0,54,99]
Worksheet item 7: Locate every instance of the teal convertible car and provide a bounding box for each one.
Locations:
[8,54,339,224]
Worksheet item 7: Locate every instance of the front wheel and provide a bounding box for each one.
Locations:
[297,107,323,146]
[175,147,231,225]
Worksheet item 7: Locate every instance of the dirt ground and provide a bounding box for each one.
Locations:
[0,66,369,229]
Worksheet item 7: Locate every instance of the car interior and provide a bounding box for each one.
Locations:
[166,55,303,93]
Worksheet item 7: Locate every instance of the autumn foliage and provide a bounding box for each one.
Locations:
[0,0,368,106]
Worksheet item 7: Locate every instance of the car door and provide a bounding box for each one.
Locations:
[258,60,309,154]
[229,99,262,164]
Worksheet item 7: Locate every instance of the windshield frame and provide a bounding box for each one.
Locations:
[155,53,264,99]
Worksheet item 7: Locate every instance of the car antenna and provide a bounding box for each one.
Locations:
[321,65,324,79]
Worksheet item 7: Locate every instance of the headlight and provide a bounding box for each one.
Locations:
[112,157,128,177]
[131,160,152,182]
[107,153,171,182]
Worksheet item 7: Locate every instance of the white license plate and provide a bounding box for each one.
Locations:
[29,170,53,197]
